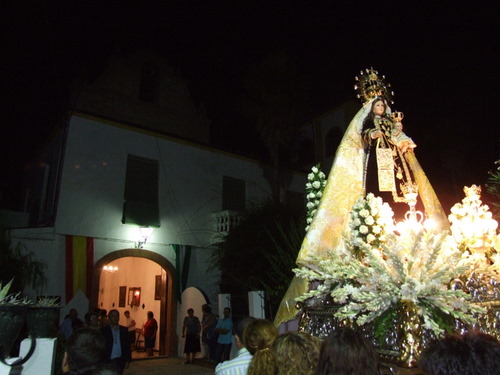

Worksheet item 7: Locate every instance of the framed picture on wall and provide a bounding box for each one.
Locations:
[155,275,162,300]
[119,286,126,307]
[128,287,141,307]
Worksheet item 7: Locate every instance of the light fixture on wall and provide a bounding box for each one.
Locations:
[137,227,154,248]
[103,265,118,272]
[128,287,141,307]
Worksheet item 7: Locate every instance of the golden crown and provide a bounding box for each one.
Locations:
[354,68,395,104]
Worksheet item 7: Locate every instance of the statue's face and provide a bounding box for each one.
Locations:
[372,100,385,116]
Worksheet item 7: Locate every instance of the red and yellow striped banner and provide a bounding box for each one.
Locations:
[65,235,94,302]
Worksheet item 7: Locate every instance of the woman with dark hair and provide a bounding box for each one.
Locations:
[62,328,117,375]
[418,331,500,375]
[142,311,158,357]
[315,327,380,375]
[182,308,201,364]
[201,303,218,361]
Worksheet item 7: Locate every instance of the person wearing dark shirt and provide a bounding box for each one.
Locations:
[101,309,131,374]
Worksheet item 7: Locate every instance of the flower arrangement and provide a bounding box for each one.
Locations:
[448,185,498,250]
[348,193,395,254]
[305,164,327,231]
[295,192,489,339]
[295,230,485,337]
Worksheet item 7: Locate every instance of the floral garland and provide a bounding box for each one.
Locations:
[305,164,326,231]
[294,230,485,337]
[295,192,488,338]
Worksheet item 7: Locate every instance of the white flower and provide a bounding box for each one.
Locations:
[359,209,369,218]
[353,218,361,227]
[312,181,321,189]
[312,166,319,173]
[307,202,315,209]
[359,225,368,234]
[322,181,327,187]
[319,172,325,179]
[372,225,381,234]
[307,217,313,224]
[366,234,376,243]
[365,216,375,225]
[307,192,316,199]
[308,173,315,181]
[305,183,312,189]
[316,191,323,198]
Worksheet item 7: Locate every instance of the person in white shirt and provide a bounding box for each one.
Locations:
[123,310,136,349]
[215,317,256,375]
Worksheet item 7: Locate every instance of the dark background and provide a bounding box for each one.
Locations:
[2,1,498,211]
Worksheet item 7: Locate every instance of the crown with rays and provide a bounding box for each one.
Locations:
[354,67,395,104]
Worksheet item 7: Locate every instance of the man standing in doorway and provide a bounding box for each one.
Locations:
[101,309,131,375]
[123,310,136,350]
[215,307,233,363]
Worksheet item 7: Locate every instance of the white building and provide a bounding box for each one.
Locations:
[6,51,307,356]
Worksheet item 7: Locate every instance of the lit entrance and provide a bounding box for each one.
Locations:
[92,249,177,358]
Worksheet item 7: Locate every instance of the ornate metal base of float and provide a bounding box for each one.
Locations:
[297,299,500,374]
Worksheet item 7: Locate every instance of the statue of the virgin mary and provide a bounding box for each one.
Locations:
[274,68,449,327]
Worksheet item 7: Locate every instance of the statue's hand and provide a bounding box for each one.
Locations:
[399,140,410,153]
[371,129,383,139]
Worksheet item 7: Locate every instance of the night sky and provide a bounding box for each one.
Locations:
[2,2,498,211]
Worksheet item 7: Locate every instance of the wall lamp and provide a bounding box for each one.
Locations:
[137,227,154,248]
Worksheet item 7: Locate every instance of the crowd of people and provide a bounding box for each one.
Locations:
[214,321,500,375]
[58,304,500,375]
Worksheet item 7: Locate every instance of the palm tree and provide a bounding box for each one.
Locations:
[211,200,305,318]
[0,227,47,294]
[242,50,312,202]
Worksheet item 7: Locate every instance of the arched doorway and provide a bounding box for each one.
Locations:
[91,249,178,357]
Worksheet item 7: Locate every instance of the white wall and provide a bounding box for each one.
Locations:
[9,113,307,334]
[55,114,306,248]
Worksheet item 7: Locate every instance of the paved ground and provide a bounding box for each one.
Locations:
[125,357,216,375]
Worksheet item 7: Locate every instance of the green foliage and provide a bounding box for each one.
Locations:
[421,301,457,335]
[485,159,500,220]
[0,228,47,294]
[211,200,305,318]
[34,296,60,307]
[372,303,399,345]
[0,278,30,305]
[0,279,14,302]
[242,51,314,202]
